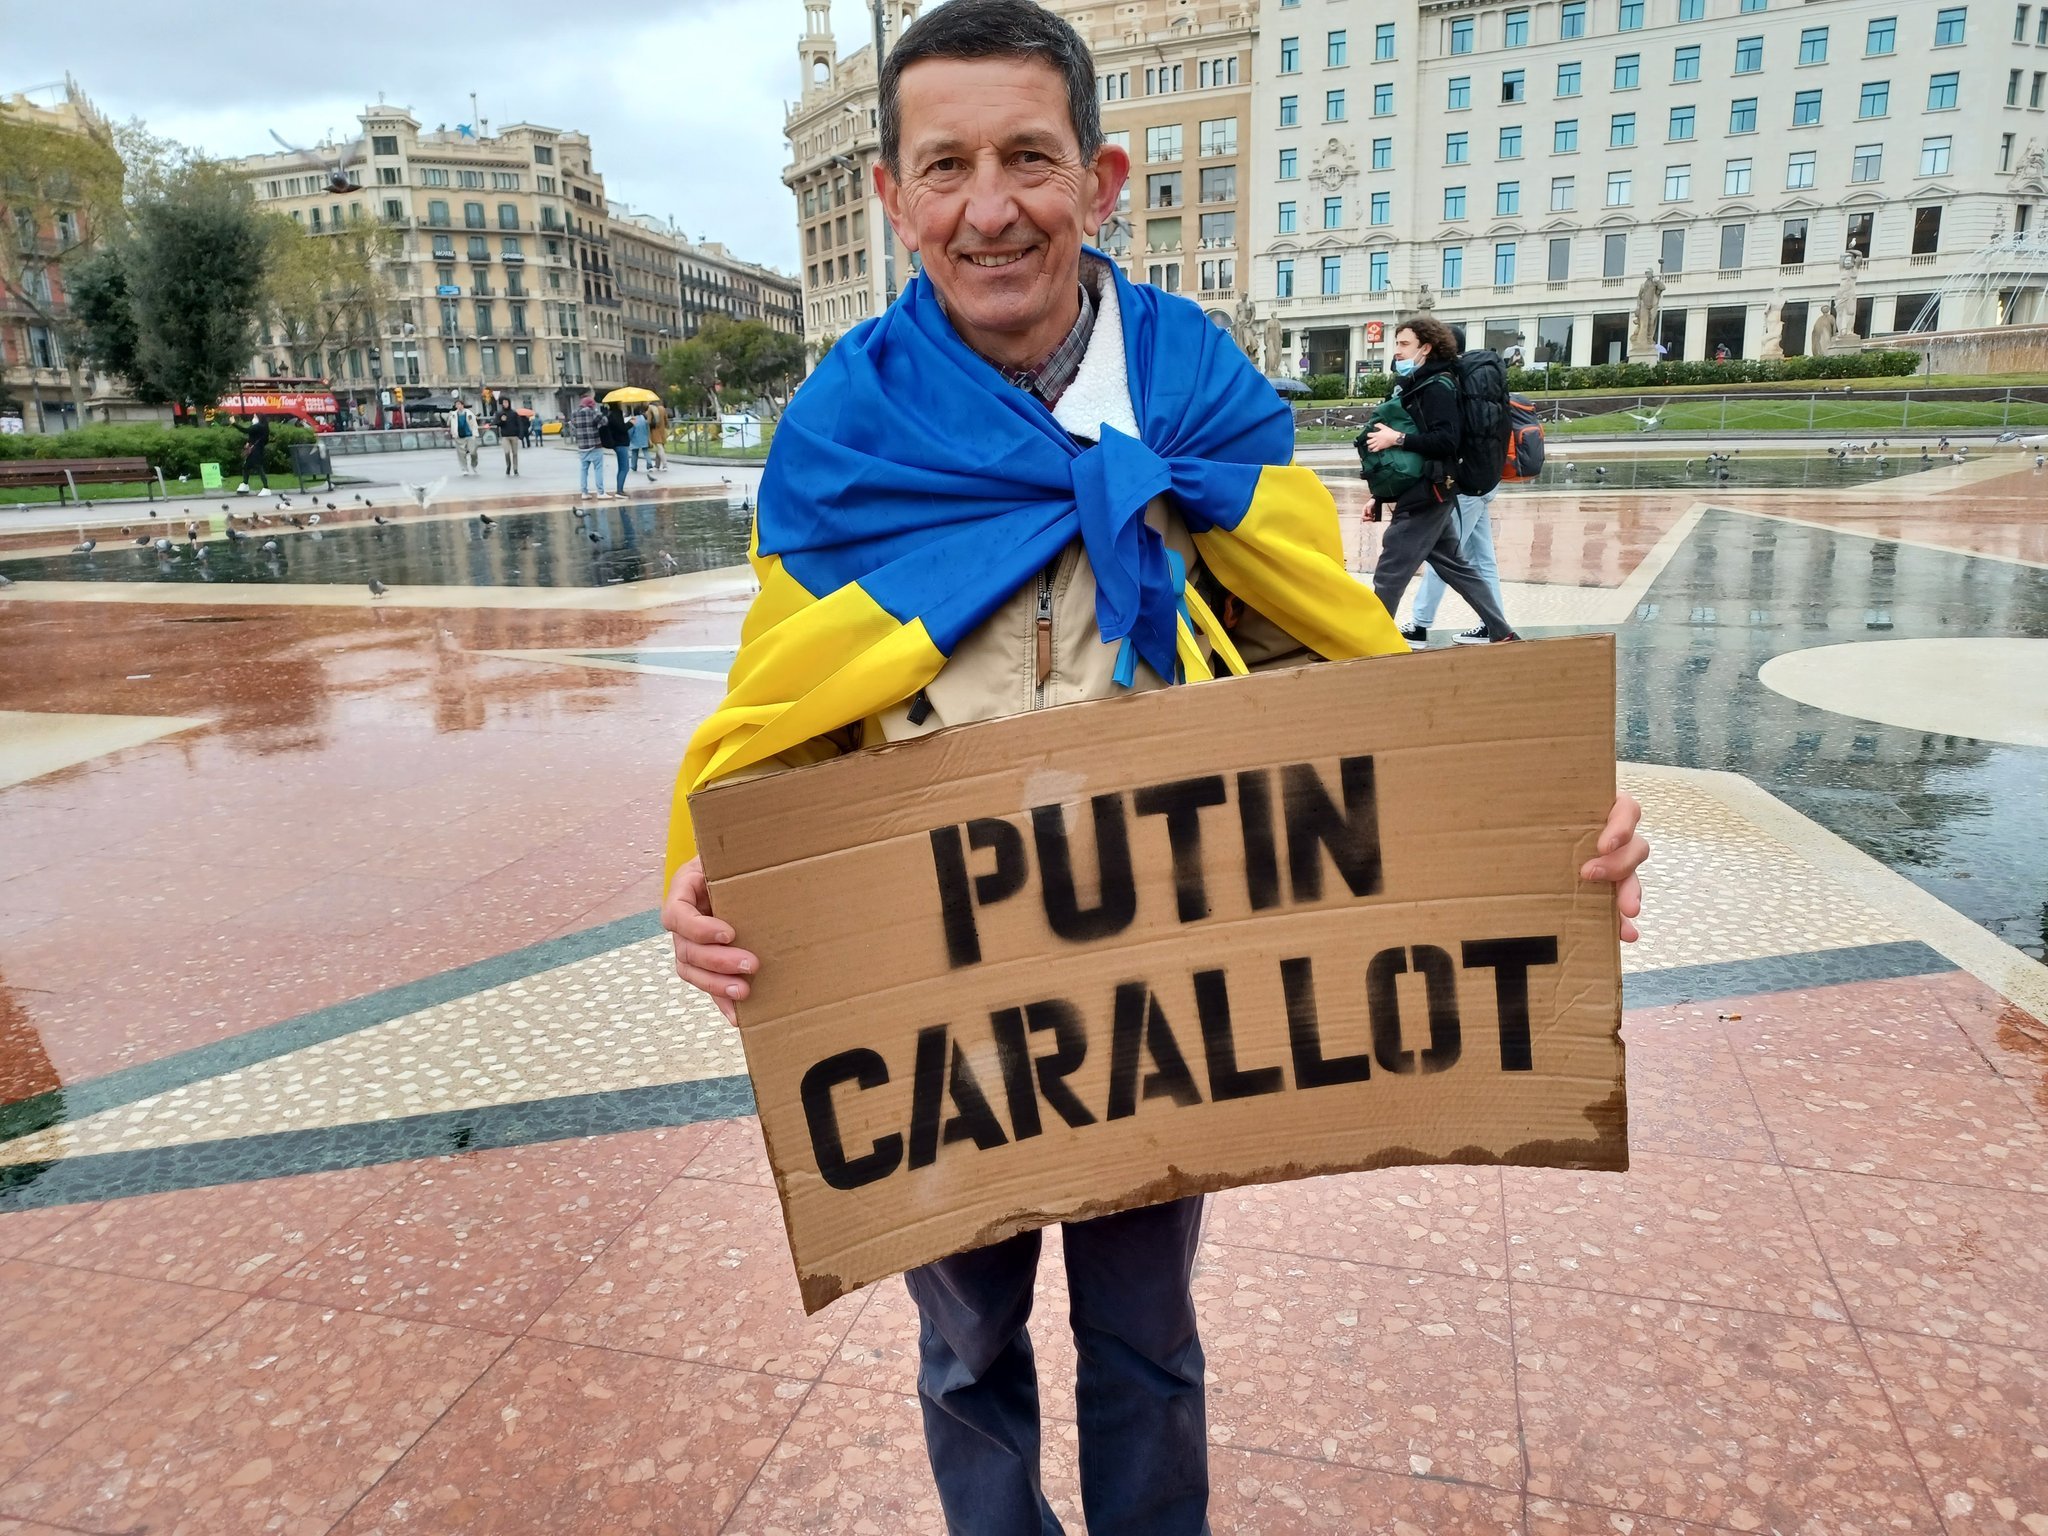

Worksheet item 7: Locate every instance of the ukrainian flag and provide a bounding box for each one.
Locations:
[666,256,1406,885]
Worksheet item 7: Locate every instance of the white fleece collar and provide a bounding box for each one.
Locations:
[1051,256,1139,445]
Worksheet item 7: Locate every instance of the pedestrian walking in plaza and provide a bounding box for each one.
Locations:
[569,392,606,498]
[648,398,669,469]
[1364,317,1518,643]
[600,401,631,497]
[449,398,481,476]
[661,6,1648,1532]
[629,407,653,480]
[236,414,270,494]
[1404,487,1509,645]
[495,400,524,476]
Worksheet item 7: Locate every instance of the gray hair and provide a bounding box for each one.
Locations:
[880,0,1103,175]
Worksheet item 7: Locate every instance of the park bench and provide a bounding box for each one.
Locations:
[0,457,167,504]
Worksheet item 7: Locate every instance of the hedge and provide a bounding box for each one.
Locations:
[1299,348,1926,405]
[0,422,315,476]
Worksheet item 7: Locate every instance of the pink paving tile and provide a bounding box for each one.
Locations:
[1618,1009,1777,1164]
[1502,1155,1843,1317]
[0,1297,508,1536]
[0,1202,96,1261]
[1207,1449,1524,1533]
[1792,1169,2048,1350]
[1742,1056,2048,1193]
[263,1128,713,1332]
[1524,1498,1729,1535]
[27,1165,409,1292]
[1716,975,1999,1078]
[0,853,321,928]
[1515,1287,1940,1533]
[0,1259,243,1485]
[1928,971,2048,1110]
[1197,1251,1520,1488]
[1861,1329,2048,1536]
[230,869,473,940]
[720,1383,945,1534]
[329,1338,805,1535]
[1207,1165,1507,1280]
[531,1175,864,1378]
[680,1114,777,1188]
[0,1519,118,1535]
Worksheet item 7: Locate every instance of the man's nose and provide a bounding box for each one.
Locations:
[962,158,1021,238]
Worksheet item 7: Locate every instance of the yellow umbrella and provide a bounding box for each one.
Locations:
[603,386,662,404]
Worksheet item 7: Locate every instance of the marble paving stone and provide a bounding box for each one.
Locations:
[0,1201,96,1260]
[530,1176,864,1378]
[1196,1251,1520,1488]
[262,1128,713,1332]
[1616,1010,1778,1164]
[679,1114,777,1188]
[0,1518,121,1535]
[328,1338,805,1535]
[1206,1450,1524,1533]
[24,1164,408,1292]
[0,710,207,792]
[1715,975,2000,1078]
[1860,1329,2048,1536]
[1206,1166,1507,1280]
[1523,1498,1733,1534]
[1791,1169,2048,1350]
[1742,1056,2048,1194]
[1928,971,2048,1107]
[0,1297,509,1536]
[1515,1287,1940,1534]
[0,851,324,929]
[0,1259,243,1485]
[1502,1156,1843,1317]
[720,1383,948,1535]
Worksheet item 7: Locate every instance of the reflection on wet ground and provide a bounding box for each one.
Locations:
[0,496,755,589]
[1520,453,1940,491]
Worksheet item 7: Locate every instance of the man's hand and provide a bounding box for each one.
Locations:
[664,856,759,1023]
[1582,791,1650,944]
[1364,423,1403,453]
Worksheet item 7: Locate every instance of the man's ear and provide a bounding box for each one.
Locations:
[1086,142,1131,231]
[874,159,920,255]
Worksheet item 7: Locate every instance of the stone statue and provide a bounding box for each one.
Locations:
[1416,281,1435,310]
[1834,249,1860,325]
[1630,268,1666,353]
[1759,301,1784,361]
[1809,300,1837,356]
[1231,291,1259,360]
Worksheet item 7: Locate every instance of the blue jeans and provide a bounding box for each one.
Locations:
[1411,490,1504,627]
[906,1196,1210,1536]
[612,444,630,493]
[578,446,604,493]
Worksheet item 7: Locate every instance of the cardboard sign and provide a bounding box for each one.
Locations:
[692,634,1625,1313]
[200,462,223,490]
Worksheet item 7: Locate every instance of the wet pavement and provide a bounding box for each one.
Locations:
[0,452,2044,1533]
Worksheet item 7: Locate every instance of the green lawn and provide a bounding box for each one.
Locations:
[0,479,333,506]
[1554,398,2048,436]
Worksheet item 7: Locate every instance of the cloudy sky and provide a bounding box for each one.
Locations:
[3,0,910,274]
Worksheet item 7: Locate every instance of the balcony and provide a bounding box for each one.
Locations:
[1910,252,1937,266]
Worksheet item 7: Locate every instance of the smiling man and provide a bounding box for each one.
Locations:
[661,3,1650,1531]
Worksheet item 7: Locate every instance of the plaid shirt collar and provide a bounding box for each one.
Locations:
[993,268,1099,408]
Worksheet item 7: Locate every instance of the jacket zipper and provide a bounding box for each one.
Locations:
[1033,564,1055,708]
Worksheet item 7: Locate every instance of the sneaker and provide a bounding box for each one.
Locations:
[1452,626,1491,645]
[235,482,249,494]
[1398,622,1428,645]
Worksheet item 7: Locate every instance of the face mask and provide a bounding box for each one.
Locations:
[1392,357,1418,377]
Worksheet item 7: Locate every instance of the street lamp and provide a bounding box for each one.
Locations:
[368,346,383,430]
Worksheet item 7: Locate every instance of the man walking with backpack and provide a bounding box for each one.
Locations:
[1362,316,1518,643]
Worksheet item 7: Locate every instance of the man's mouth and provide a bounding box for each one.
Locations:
[961,250,1032,269]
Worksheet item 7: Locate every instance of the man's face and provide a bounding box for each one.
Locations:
[1392,328,1426,365]
[877,56,1129,368]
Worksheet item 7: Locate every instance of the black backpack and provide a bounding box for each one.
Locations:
[1441,349,1511,496]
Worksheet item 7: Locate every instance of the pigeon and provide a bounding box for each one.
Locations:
[659,552,678,574]
[121,525,132,535]
[326,502,336,511]
[155,537,173,553]
[374,514,393,525]
[1593,465,1606,478]
[134,534,151,546]
[278,496,291,508]
[354,494,366,504]
[587,530,601,543]
[1563,461,1577,475]
[307,513,320,526]
[720,476,732,485]
[194,544,208,560]
[368,578,388,598]
[177,473,188,483]
[260,539,279,553]
[74,538,95,554]
[2036,454,2044,469]
[288,515,304,528]
[406,477,445,510]
[478,513,495,528]
[0,573,12,588]
[187,527,200,544]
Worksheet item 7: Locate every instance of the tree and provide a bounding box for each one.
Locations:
[658,338,720,416]
[68,245,152,400]
[258,214,397,376]
[695,317,807,414]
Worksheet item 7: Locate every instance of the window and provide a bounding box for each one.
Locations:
[1442,246,1465,288]
[1328,29,1347,65]
[1369,250,1390,290]
[1852,142,1884,180]
[1859,81,1889,117]
[431,233,454,258]
[1375,23,1396,59]
[1370,191,1391,224]
[463,201,485,228]
[371,133,399,156]
[1793,90,1822,126]
[1149,172,1182,208]
[1501,125,1525,156]
[1503,69,1527,103]
[1556,118,1580,151]
[1787,150,1817,188]
[1324,195,1343,228]
[1199,210,1236,244]
[1374,83,1394,114]
[1934,6,1965,43]
[1674,45,1700,81]
[1782,218,1808,263]
[1670,105,1696,139]
[1277,200,1297,233]
[1913,205,1943,253]
[1449,76,1472,109]
[2036,71,2046,108]
[1928,73,1959,110]
[1506,8,1531,45]
[2038,9,2046,42]
[1199,118,1237,154]
[1604,231,1628,275]
[1372,137,1393,169]
[1615,55,1640,90]
[1562,1,1587,37]
[1740,0,1766,10]
[428,199,450,226]
[1679,0,1703,17]
[457,169,484,189]
[1734,36,1763,72]
[1551,175,1576,210]
[1448,131,1470,163]
[1279,95,1298,126]
[1847,210,1875,255]
[2004,132,2018,171]
[1321,255,1342,295]
[378,166,401,185]
[534,145,554,165]
[1665,164,1692,199]
[1798,27,1828,64]
[1495,242,1518,284]
[421,167,449,186]
[1279,148,1297,180]
[1867,16,1896,53]
[1922,135,1953,174]
[1724,158,1752,195]
[1611,112,1637,147]
[1452,18,1474,53]
[1558,61,1582,96]
[1275,258,1294,297]
[497,202,519,229]
[1497,180,1521,214]
[1549,236,1572,279]
[1620,0,1644,29]
[1327,89,1348,121]
[1445,185,1469,219]
[467,233,488,260]
[1279,36,1299,71]
[2012,69,2025,106]
[1730,98,1757,133]
[1661,226,1686,272]
[1146,124,1183,161]
[1719,224,1746,269]
[1608,170,1633,204]
[2021,3,2032,39]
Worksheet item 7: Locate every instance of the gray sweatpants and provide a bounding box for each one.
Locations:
[1372,493,1515,640]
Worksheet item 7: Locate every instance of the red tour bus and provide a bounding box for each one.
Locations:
[199,378,343,432]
